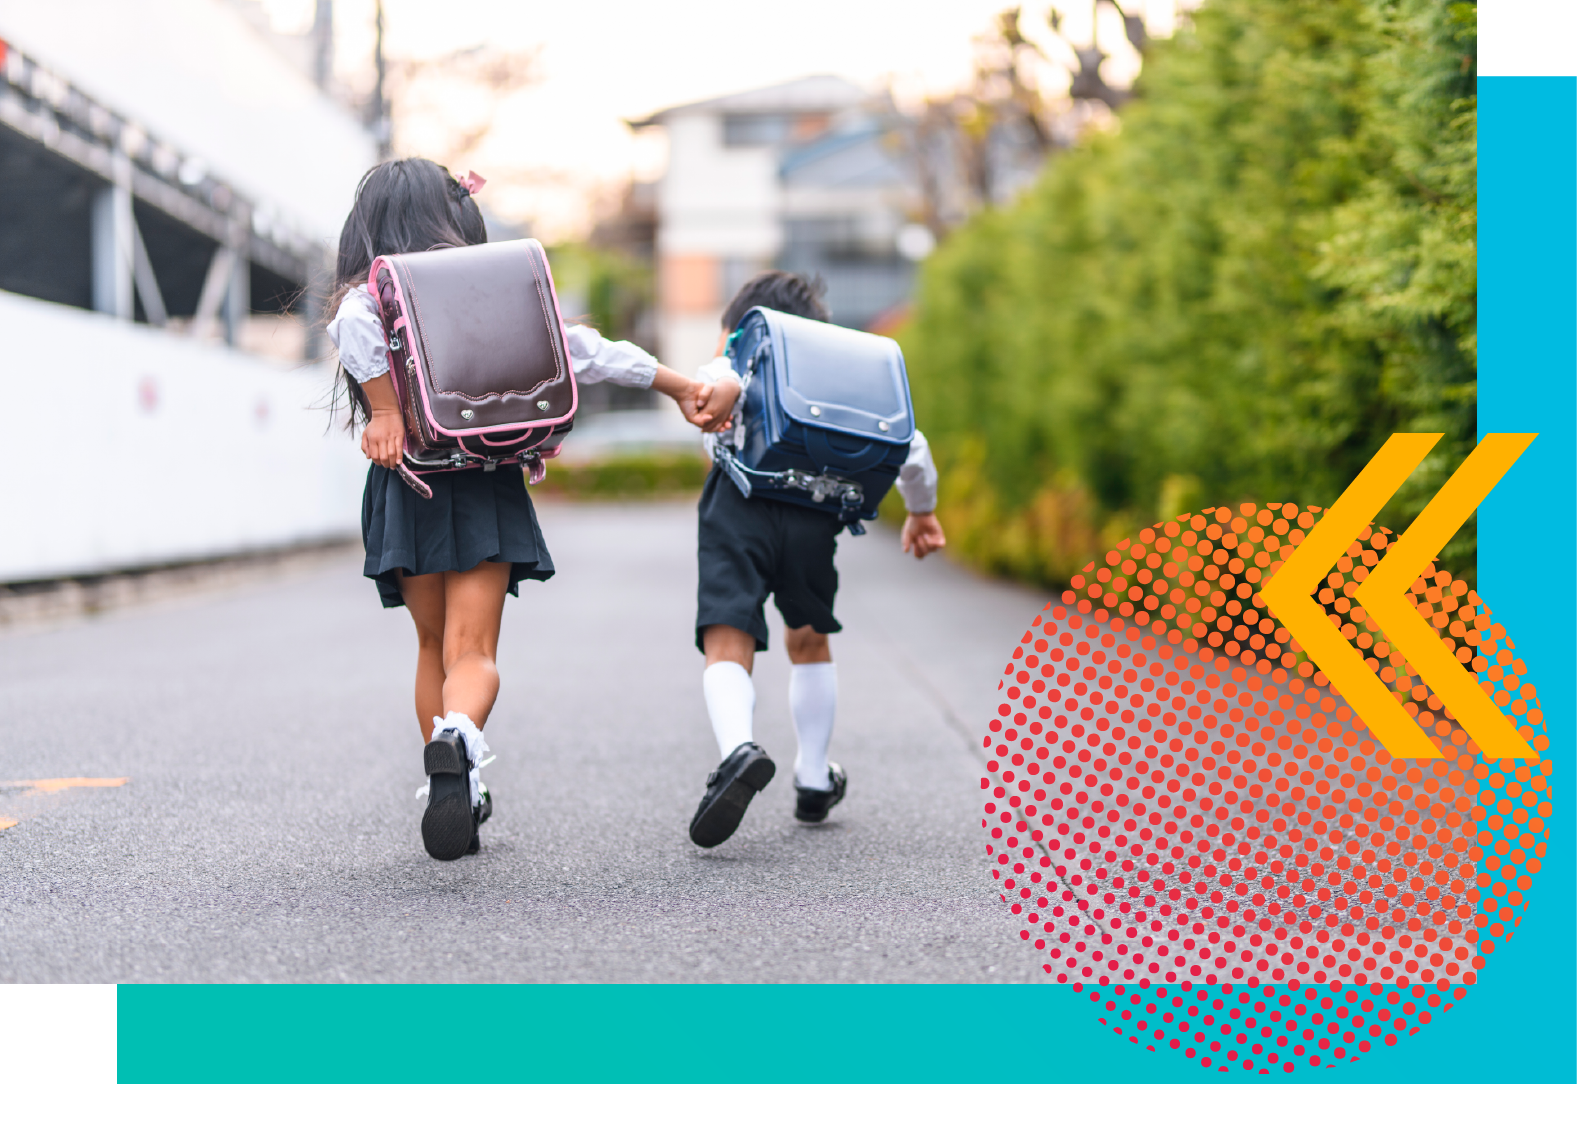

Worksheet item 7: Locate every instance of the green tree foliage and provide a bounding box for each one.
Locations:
[901,0,1477,588]
[546,243,654,345]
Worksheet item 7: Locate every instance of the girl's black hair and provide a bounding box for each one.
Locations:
[335,157,487,290]
[721,270,830,330]
[329,157,488,424]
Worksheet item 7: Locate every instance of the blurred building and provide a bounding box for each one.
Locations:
[631,74,1054,376]
[0,0,371,351]
[0,0,376,581]
[630,76,876,375]
[776,108,934,335]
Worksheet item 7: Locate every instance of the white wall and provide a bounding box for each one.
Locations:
[0,289,366,583]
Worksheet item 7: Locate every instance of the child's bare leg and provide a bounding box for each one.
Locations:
[438,560,512,727]
[783,625,831,664]
[702,624,757,673]
[402,561,507,862]
[398,571,448,739]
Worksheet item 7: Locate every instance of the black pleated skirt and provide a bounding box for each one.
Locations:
[361,464,555,608]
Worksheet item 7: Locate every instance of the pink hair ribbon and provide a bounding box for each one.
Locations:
[457,170,487,196]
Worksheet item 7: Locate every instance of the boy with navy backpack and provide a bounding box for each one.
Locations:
[686,271,946,848]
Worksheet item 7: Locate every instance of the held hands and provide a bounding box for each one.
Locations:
[901,512,947,560]
[652,365,738,432]
[692,374,741,434]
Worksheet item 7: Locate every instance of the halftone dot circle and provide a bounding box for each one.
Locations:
[981,503,1555,1074]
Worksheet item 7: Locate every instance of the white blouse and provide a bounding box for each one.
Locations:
[325,285,658,389]
[696,355,939,515]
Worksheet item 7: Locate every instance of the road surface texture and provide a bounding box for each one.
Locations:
[1,499,1049,983]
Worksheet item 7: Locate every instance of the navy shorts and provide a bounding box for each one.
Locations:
[695,464,843,652]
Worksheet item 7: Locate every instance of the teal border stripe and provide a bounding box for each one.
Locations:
[116,77,1577,1086]
[116,984,1121,1084]
[1472,74,1578,1084]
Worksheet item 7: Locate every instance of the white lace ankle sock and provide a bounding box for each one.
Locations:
[702,661,755,760]
[431,710,490,806]
[789,662,837,789]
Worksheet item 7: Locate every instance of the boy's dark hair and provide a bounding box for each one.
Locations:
[329,157,488,425]
[722,270,830,330]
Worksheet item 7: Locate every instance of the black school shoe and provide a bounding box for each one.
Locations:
[465,783,493,856]
[794,762,847,823]
[689,742,776,848]
[421,729,477,861]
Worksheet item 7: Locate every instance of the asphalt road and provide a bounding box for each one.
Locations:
[1,499,1049,983]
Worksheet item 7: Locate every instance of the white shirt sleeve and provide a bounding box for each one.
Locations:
[325,292,658,390]
[325,285,389,383]
[695,355,742,462]
[696,355,738,386]
[564,323,657,388]
[895,429,938,513]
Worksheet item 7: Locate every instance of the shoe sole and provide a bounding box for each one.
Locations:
[421,736,475,862]
[689,754,776,848]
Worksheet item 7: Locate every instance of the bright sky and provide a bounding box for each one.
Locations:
[260,0,1190,237]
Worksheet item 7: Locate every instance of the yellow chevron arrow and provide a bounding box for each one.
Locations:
[1261,435,1443,761]
[1354,433,1537,762]
[1261,432,1536,761]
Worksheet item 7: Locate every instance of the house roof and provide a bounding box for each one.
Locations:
[779,117,910,188]
[626,74,866,129]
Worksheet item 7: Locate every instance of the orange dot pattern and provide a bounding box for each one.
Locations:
[980,502,1555,1073]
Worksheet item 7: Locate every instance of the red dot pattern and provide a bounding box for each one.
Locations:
[980,503,1555,1073]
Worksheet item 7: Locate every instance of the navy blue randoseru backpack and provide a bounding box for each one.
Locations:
[716,307,914,534]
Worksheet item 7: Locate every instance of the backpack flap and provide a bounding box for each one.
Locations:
[383,240,576,438]
[369,240,578,494]
[762,307,914,457]
[725,307,915,531]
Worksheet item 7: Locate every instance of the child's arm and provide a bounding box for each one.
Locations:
[359,375,405,468]
[564,325,716,429]
[326,287,403,468]
[651,365,719,429]
[896,430,946,560]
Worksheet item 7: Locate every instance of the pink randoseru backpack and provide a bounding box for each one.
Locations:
[369,238,577,498]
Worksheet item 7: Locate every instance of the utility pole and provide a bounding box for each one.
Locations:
[369,0,392,159]
[312,0,333,92]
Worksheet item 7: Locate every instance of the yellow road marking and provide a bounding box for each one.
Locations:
[3,777,130,795]
[0,778,129,829]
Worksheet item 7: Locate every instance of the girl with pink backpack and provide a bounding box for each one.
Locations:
[325,157,726,861]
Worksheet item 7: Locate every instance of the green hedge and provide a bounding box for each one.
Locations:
[902,0,1477,588]
[535,452,711,499]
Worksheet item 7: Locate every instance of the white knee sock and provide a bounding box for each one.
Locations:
[702,661,756,760]
[789,662,837,790]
